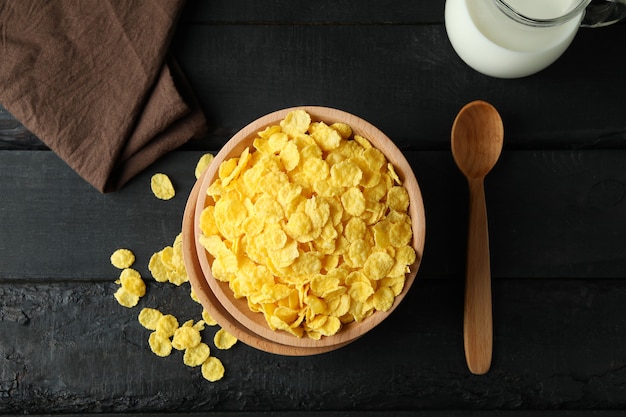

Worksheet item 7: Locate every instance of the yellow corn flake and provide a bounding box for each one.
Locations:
[148,251,169,283]
[148,331,173,357]
[119,268,146,297]
[350,299,375,322]
[348,281,374,303]
[113,286,139,308]
[268,131,289,153]
[373,286,395,312]
[330,122,352,139]
[363,251,395,281]
[387,186,410,213]
[190,288,199,303]
[341,187,366,216]
[222,147,252,187]
[317,315,342,336]
[151,173,175,200]
[202,310,217,326]
[310,274,341,298]
[198,110,415,339]
[138,307,163,330]
[149,234,189,286]
[195,153,215,179]
[280,141,300,172]
[199,206,219,236]
[387,163,402,185]
[201,356,225,382]
[389,220,413,248]
[258,124,282,140]
[193,320,206,332]
[155,314,179,338]
[110,248,135,269]
[280,109,311,138]
[354,134,372,149]
[213,328,238,350]
[380,275,406,296]
[309,122,342,151]
[330,159,362,188]
[183,342,211,367]
[171,324,202,350]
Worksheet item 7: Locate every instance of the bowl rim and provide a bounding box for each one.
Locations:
[193,106,426,348]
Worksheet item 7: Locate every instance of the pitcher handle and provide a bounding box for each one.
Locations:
[582,0,626,27]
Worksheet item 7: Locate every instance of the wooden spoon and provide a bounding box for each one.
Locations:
[451,100,504,375]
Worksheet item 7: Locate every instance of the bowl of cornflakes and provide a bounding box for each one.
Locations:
[184,106,425,355]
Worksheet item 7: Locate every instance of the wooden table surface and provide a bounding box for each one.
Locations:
[2,1,626,415]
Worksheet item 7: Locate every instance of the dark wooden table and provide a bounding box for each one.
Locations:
[2,1,626,415]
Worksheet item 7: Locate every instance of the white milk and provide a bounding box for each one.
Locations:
[445,0,583,78]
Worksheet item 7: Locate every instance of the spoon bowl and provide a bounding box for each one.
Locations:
[452,101,504,179]
[451,100,503,375]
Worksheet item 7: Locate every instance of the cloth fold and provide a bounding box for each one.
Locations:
[0,0,207,192]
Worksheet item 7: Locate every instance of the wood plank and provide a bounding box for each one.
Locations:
[0,104,46,150]
[179,0,445,24]
[170,23,626,151]
[0,150,198,281]
[8,411,626,416]
[3,17,626,153]
[1,149,626,280]
[2,278,626,412]
[11,414,626,417]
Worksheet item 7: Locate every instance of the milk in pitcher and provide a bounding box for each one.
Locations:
[445,0,582,78]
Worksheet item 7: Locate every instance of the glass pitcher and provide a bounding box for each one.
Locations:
[445,0,626,78]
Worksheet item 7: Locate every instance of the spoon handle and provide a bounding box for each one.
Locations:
[464,178,493,375]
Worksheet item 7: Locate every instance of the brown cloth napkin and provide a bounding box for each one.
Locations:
[0,0,207,192]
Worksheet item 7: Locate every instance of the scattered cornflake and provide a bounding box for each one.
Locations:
[151,173,175,200]
[112,151,237,384]
[155,314,179,338]
[148,331,173,357]
[171,321,202,350]
[119,268,146,297]
[137,306,231,382]
[148,233,188,286]
[201,356,225,382]
[110,248,135,269]
[195,153,215,179]
[190,288,199,303]
[213,328,238,350]
[113,287,139,308]
[202,310,218,326]
[183,342,211,367]
[138,308,163,330]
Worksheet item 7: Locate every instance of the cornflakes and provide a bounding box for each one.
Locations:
[148,331,173,357]
[151,173,175,200]
[148,233,188,286]
[198,109,415,339]
[138,307,163,330]
[213,328,238,350]
[155,314,179,338]
[119,268,146,297]
[171,321,202,350]
[110,248,135,269]
[113,265,145,307]
[195,153,215,179]
[184,342,211,367]
[113,287,139,308]
[201,356,225,382]
[202,310,218,326]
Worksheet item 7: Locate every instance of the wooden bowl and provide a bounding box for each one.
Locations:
[186,106,426,353]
